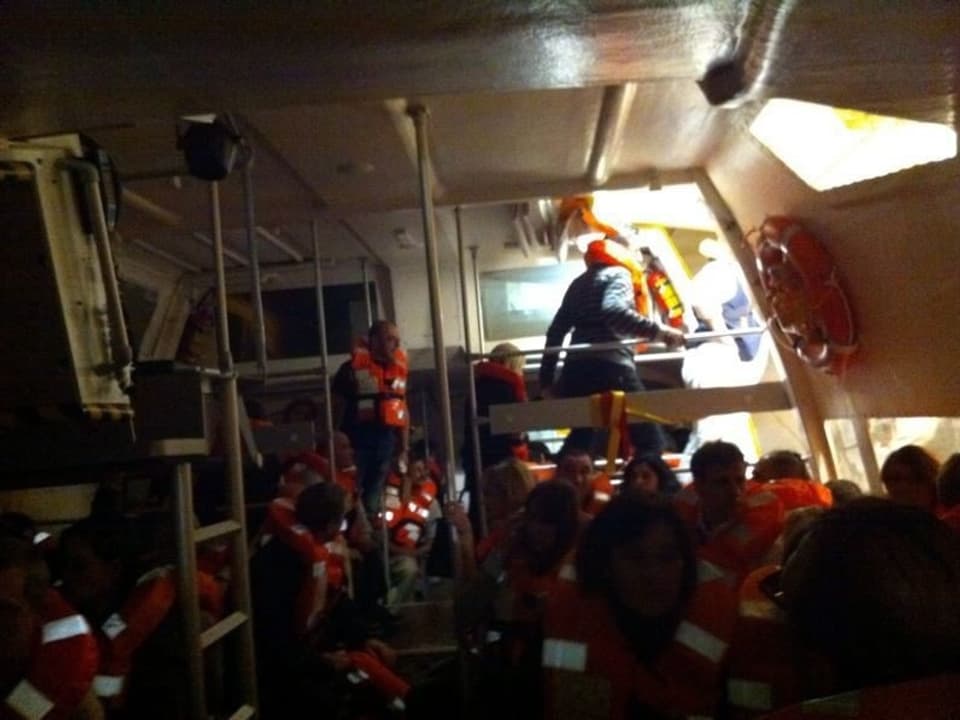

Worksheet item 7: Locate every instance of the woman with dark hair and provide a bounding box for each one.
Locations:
[880,444,940,512]
[762,499,960,718]
[543,494,736,719]
[620,453,682,497]
[457,481,582,718]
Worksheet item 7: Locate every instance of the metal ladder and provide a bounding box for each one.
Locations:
[169,180,259,719]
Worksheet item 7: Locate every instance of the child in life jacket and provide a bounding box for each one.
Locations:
[382,453,441,605]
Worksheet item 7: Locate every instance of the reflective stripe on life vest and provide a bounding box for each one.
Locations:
[5,680,54,720]
[93,675,124,699]
[4,590,99,719]
[728,678,774,712]
[542,638,588,672]
[674,620,728,663]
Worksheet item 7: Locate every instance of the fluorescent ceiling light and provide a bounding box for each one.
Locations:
[590,184,718,233]
[750,99,957,191]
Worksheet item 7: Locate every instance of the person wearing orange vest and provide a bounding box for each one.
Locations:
[746,449,833,511]
[448,458,537,581]
[542,494,737,719]
[554,446,614,517]
[726,507,828,719]
[332,320,410,515]
[463,342,530,536]
[539,234,685,460]
[766,499,960,719]
[382,457,440,605]
[1,537,100,720]
[674,441,785,588]
[58,517,223,718]
[251,483,407,717]
[461,481,582,718]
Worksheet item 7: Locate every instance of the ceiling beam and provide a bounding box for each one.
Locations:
[192,231,249,267]
[256,226,304,262]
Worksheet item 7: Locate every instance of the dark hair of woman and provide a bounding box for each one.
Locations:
[621,453,682,497]
[781,498,960,691]
[510,480,580,576]
[576,494,697,663]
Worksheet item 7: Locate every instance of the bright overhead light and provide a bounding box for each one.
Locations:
[750,99,957,191]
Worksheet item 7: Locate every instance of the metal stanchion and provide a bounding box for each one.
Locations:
[210,180,259,713]
[457,207,487,536]
[408,105,458,495]
[243,161,268,378]
[470,245,485,357]
[360,257,374,326]
[312,221,337,473]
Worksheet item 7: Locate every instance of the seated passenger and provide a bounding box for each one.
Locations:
[59,516,222,719]
[554,446,614,516]
[936,454,960,533]
[823,479,863,507]
[463,342,529,536]
[459,481,581,718]
[1,537,100,720]
[445,458,535,580]
[542,495,736,719]
[726,507,827,718]
[252,483,406,718]
[880,444,940,513]
[747,449,832,510]
[382,455,440,605]
[620,453,682,498]
[674,441,785,587]
[763,499,960,718]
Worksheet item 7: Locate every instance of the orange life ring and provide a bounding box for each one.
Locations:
[748,217,857,374]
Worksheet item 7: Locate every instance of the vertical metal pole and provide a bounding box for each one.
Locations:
[313,220,337,472]
[421,392,431,458]
[470,245,485,356]
[457,207,487,536]
[243,161,269,377]
[210,181,259,713]
[408,105,458,497]
[173,462,206,720]
[360,257,374,327]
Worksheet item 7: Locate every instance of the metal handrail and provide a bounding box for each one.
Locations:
[471,326,766,361]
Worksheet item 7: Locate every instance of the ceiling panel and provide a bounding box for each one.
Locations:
[427,88,603,195]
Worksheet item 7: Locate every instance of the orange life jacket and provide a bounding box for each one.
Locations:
[345,650,411,712]
[727,565,806,718]
[939,505,960,534]
[262,507,347,633]
[758,673,960,720]
[2,589,99,720]
[584,239,652,319]
[675,485,786,588]
[382,474,437,550]
[93,566,177,705]
[745,478,833,511]
[542,562,737,719]
[351,347,409,428]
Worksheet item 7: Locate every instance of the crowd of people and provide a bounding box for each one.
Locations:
[3,308,960,719]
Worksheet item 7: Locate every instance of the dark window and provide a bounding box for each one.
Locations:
[228,283,377,360]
